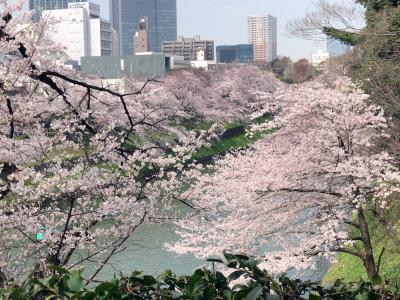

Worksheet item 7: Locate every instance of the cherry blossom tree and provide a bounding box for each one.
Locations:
[0,1,216,281]
[169,76,400,280]
[163,66,283,123]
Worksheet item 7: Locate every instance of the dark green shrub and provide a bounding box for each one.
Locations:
[0,253,398,299]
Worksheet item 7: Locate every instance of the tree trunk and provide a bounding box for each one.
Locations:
[0,268,6,288]
[0,162,17,200]
[357,206,378,280]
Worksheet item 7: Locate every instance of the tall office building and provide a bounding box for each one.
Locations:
[110,0,177,55]
[248,15,277,63]
[327,37,352,57]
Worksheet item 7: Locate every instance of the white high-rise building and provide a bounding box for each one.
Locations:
[42,6,90,63]
[42,1,117,63]
[90,18,113,56]
[248,15,277,63]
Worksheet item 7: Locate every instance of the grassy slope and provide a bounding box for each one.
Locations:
[324,242,400,284]
[192,116,271,162]
[192,130,264,162]
[324,210,400,284]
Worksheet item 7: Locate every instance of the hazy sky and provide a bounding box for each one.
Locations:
[19,0,361,60]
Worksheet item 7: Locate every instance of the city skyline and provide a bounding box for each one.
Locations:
[90,0,346,60]
[20,0,360,60]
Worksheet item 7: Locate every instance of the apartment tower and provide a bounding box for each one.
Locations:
[248,15,277,63]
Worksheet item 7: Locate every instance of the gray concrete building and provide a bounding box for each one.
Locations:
[162,35,214,62]
[81,54,166,79]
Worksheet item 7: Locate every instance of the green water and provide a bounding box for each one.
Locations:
[84,222,329,282]
[86,223,203,280]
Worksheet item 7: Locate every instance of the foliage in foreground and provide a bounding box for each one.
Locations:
[0,253,399,300]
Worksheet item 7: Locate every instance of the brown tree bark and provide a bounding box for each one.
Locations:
[357,206,378,280]
[0,268,6,288]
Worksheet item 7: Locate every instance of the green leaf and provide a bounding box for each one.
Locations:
[163,269,173,277]
[355,292,368,300]
[204,287,217,299]
[193,269,205,277]
[245,286,264,300]
[232,287,252,300]
[67,272,84,293]
[371,274,382,286]
[241,259,258,272]
[270,282,281,293]
[231,284,249,292]
[142,275,157,286]
[207,258,224,263]
[33,283,43,294]
[191,280,205,297]
[79,292,96,300]
[94,282,116,295]
[49,265,70,275]
[223,289,233,300]
[224,252,236,262]
[309,294,321,300]
[367,291,380,300]
[228,271,245,282]
[235,254,249,261]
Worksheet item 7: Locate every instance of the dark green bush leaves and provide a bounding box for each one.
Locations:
[0,253,398,299]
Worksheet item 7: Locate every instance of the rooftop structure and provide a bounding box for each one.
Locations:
[162,35,214,62]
